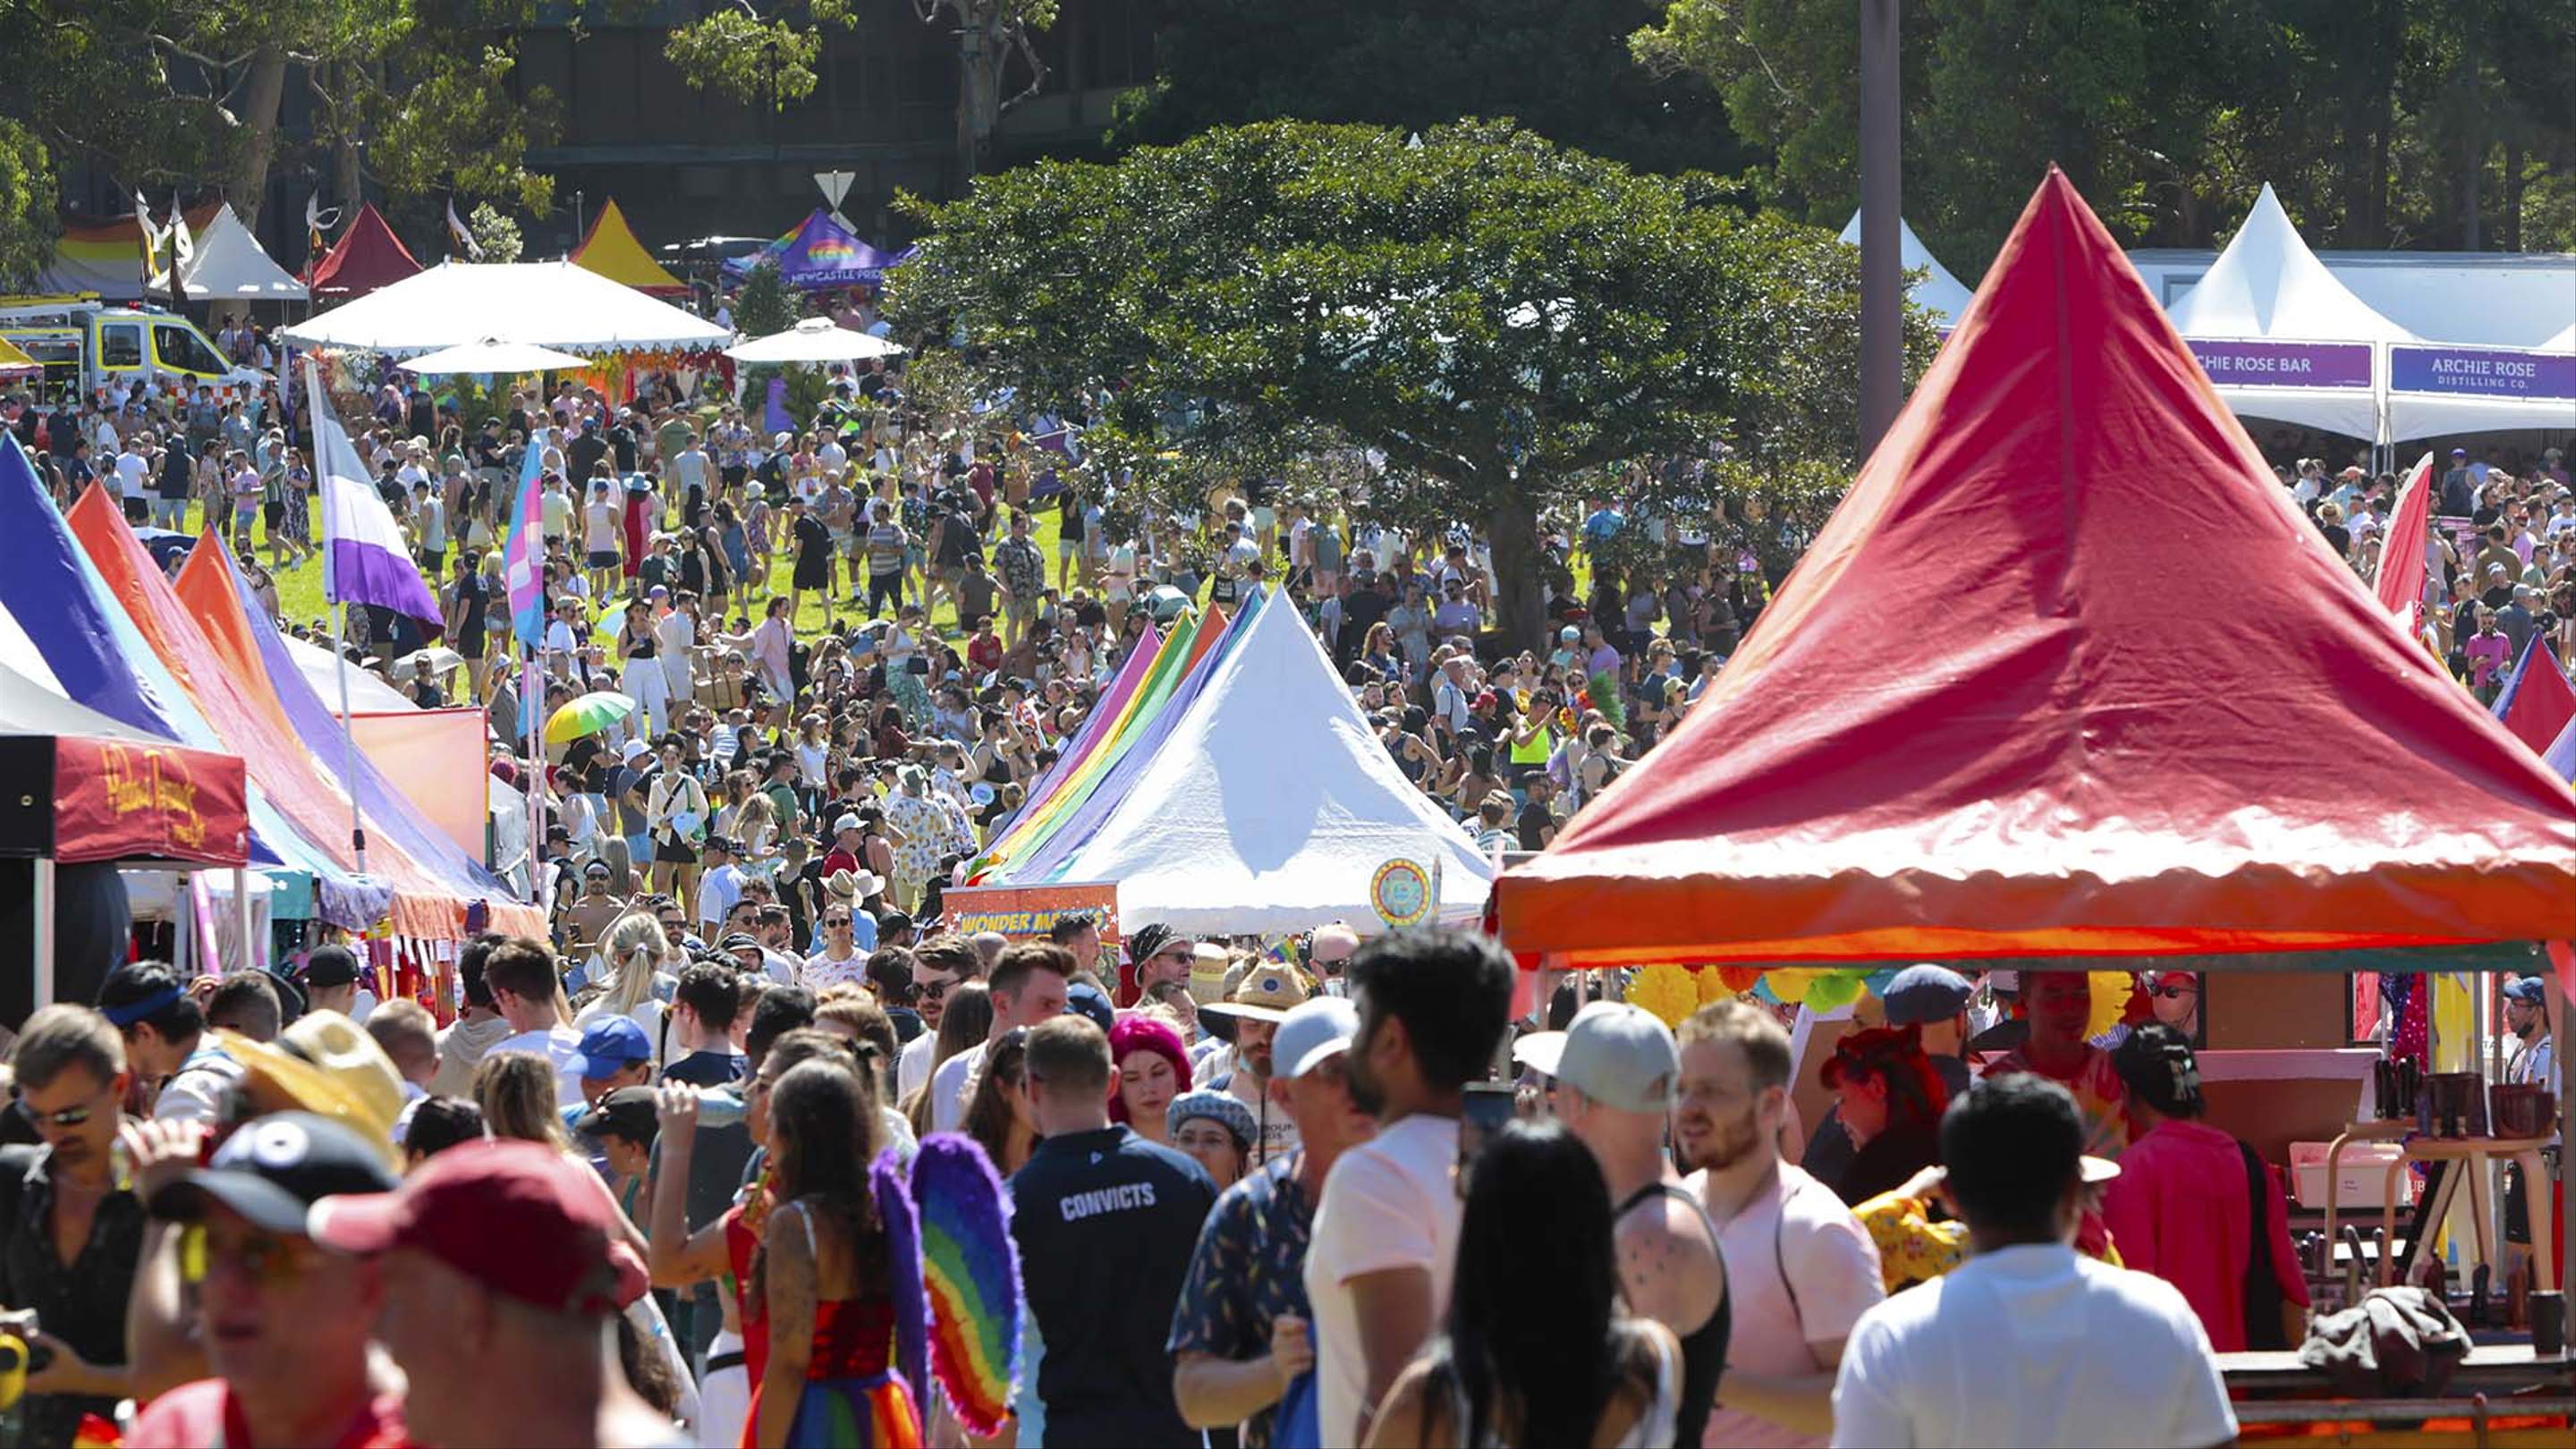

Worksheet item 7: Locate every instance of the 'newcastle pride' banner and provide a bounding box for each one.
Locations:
[2390,345,2576,402]
[2185,339,2374,390]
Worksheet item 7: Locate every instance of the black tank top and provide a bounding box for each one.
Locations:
[623,624,657,660]
[1617,1180,1728,1449]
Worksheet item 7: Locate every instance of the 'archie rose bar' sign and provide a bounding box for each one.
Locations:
[2390,345,2576,402]
[2184,339,2374,389]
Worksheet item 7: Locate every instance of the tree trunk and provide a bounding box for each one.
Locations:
[2504,140,2523,251]
[334,62,364,217]
[230,46,289,239]
[957,21,1001,181]
[1485,487,1546,654]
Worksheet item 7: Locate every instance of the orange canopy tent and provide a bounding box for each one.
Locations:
[1493,171,2576,984]
[308,203,422,301]
[572,199,689,297]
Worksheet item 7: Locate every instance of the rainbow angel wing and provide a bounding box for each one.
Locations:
[911,1133,1024,1436]
[872,1146,931,1413]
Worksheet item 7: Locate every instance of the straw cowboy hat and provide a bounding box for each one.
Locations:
[1202,962,1319,1024]
[825,868,886,903]
[217,1012,407,1163]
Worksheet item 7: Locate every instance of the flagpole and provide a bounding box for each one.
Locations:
[333,600,371,874]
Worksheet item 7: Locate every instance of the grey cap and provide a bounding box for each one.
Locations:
[1512,1001,1678,1114]
[1273,997,1360,1080]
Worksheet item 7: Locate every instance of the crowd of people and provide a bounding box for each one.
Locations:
[13,906,2428,1447]
[0,287,2570,1447]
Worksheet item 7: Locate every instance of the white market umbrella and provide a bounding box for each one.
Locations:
[390,646,466,677]
[724,316,907,364]
[399,338,595,376]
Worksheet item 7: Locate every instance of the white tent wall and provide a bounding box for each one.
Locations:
[2132,250,2575,351]
[1039,590,1496,937]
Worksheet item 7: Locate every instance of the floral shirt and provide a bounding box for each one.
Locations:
[996,536,1046,599]
[1166,1151,1314,1449]
[885,792,949,885]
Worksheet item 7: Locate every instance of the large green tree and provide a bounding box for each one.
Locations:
[0,0,561,245]
[888,120,1930,648]
[1109,0,1750,177]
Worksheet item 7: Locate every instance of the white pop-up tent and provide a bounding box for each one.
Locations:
[1838,212,1978,329]
[151,204,308,301]
[283,634,418,714]
[2166,183,2416,442]
[1031,590,1495,936]
[279,260,730,358]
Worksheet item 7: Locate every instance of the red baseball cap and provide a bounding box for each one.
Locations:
[307,1139,622,1316]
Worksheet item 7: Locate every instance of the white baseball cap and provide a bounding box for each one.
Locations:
[1513,1002,1679,1114]
[1274,997,1360,1080]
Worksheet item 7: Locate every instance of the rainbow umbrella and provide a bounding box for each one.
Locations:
[546,690,636,743]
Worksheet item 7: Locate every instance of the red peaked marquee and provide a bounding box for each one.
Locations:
[1495,170,2576,970]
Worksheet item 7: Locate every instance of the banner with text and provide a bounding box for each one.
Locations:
[2186,339,2374,390]
[2389,345,2576,402]
[942,881,1121,953]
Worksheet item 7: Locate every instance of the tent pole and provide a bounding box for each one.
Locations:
[30,857,55,1009]
[2558,967,2573,1346]
[333,601,370,874]
[526,646,543,911]
[233,865,254,972]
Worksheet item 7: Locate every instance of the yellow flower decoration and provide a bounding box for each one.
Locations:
[2087,970,2136,1041]
[1625,964,1700,1028]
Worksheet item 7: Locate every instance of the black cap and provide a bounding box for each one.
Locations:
[301,944,362,989]
[575,1087,661,1145]
[149,1113,398,1233]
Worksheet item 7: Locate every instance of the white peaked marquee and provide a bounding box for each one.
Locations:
[1038,590,1496,936]
[2166,184,2418,441]
[1839,212,1979,330]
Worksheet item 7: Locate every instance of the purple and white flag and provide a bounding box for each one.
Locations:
[305,359,443,625]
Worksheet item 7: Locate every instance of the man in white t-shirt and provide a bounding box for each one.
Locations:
[479,936,587,1107]
[929,943,1070,1133]
[1303,929,1513,1447]
[1678,999,1885,1448]
[1830,1074,2235,1449]
[895,936,979,1102]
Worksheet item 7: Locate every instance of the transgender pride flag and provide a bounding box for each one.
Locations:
[305,360,443,626]
[504,420,547,649]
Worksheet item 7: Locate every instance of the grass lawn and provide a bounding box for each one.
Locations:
[247,493,1072,652]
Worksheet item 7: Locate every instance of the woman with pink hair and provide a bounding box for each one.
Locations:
[1106,1015,1191,1147]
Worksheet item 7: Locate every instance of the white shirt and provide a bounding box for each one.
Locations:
[153,1044,246,1125]
[697,862,743,926]
[115,450,149,499]
[928,1038,987,1135]
[493,1024,589,1107]
[1699,1163,1886,1449]
[1303,1114,1462,1448]
[896,1030,938,1102]
[1831,1244,2235,1449]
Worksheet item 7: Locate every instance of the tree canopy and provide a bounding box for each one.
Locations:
[1109,0,1750,178]
[1633,0,2576,267]
[888,119,1932,647]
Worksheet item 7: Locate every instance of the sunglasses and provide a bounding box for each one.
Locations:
[13,1089,105,1130]
[825,915,853,927]
[180,1224,316,1286]
[657,917,686,932]
[919,978,954,1000]
[2150,982,2199,1000]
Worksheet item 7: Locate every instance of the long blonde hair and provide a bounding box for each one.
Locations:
[597,911,671,1017]
[474,1051,570,1149]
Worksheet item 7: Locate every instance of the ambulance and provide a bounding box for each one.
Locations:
[0,293,263,399]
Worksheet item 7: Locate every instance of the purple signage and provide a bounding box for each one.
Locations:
[2185,339,2374,389]
[2390,345,2576,402]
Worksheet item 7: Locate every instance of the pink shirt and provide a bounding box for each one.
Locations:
[2098,1118,2309,1352]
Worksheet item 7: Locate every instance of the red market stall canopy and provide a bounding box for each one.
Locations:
[308,203,423,301]
[0,661,249,867]
[1494,169,2576,975]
